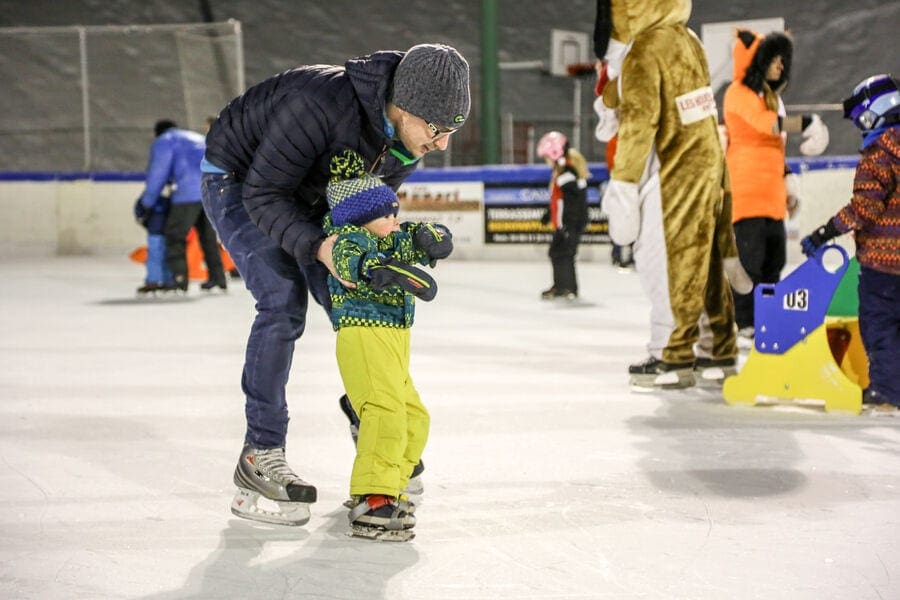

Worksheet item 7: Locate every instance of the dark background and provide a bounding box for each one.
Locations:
[0,0,897,170]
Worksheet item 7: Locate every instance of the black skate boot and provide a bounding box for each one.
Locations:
[629,356,695,389]
[540,286,558,300]
[136,282,164,295]
[162,276,189,293]
[348,494,415,541]
[693,356,738,386]
[541,287,577,301]
[611,244,635,272]
[200,278,227,292]
[863,389,900,414]
[338,393,360,444]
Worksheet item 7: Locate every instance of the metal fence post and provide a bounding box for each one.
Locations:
[78,26,90,171]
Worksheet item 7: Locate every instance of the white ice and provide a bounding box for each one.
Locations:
[1,255,898,600]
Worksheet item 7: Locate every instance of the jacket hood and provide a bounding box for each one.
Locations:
[733,30,793,93]
[344,50,404,136]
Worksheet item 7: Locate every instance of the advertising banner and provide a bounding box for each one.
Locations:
[483,185,609,244]
[396,181,484,258]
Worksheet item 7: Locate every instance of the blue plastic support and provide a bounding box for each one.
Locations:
[753,245,850,355]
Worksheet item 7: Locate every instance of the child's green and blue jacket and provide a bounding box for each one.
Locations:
[325,216,433,330]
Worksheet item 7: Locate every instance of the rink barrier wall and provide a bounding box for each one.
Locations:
[0,157,858,263]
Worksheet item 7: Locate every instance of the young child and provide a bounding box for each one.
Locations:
[325,151,452,541]
[801,73,899,411]
[535,131,589,300]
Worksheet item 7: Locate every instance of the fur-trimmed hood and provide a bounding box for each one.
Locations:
[732,29,793,93]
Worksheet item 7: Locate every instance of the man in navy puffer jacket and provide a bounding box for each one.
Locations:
[200,43,470,526]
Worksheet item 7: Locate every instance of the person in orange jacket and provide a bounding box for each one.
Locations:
[723,29,829,339]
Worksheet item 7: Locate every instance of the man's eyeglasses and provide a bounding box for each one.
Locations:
[425,120,458,140]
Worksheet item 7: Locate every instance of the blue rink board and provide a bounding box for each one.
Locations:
[0,156,859,185]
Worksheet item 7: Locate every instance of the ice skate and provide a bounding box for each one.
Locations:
[541,287,577,301]
[338,394,360,444]
[693,356,738,386]
[230,444,317,526]
[347,494,416,542]
[404,460,425,495]
[611,244,635,272]
[200,279,227,292]
[862,389,899,416]
[540,286,558,300]
[161,278,189,293]
[136,282,165,295]
[629,356,695,390]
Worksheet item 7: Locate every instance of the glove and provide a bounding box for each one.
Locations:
[717,124,729,152]
[800,219,840,257]
[784,173,801,218]
[799,114,829,156]
[540,208,551,226]
[133,197,150,226]
[593,96,619,142]
[603,179,641,246]
[368,256,437,301]
[414,223,453,266]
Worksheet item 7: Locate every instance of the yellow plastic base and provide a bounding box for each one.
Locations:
[723,322,864,415]
[829,317,869,391]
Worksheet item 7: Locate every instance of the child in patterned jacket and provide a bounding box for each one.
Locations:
[801,74,900,412]
[324,151,452,540]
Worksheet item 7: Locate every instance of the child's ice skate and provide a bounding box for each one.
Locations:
[230,444,317,526]
[347,494,416,542]
[404,460,425,495]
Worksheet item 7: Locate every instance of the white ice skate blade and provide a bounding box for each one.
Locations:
[629,371,695,391]
[348,525,415,542]
[231,487,311,526]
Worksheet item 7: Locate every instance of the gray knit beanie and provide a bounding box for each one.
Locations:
[390,43,471,129]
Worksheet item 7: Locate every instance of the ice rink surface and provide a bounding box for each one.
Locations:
[1,255,898,600]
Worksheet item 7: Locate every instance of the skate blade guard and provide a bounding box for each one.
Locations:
[693,364,738,386]
[630,369,695,391]
[231,487,311,526]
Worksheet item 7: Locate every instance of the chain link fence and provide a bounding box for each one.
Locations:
[0,21,243,171]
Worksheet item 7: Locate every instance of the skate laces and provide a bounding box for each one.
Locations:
[635,356,660,368]
[254,448,301,484]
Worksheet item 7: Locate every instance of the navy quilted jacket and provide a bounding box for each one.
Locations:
[204,51,419,265]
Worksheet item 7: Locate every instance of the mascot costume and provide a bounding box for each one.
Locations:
[594,0,752,389]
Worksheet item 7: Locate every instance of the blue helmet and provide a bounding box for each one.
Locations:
[842,74,900,131]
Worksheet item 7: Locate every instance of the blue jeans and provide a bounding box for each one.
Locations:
[858,266,900,405]
[145,233,173,285]
[200,173,332,448]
